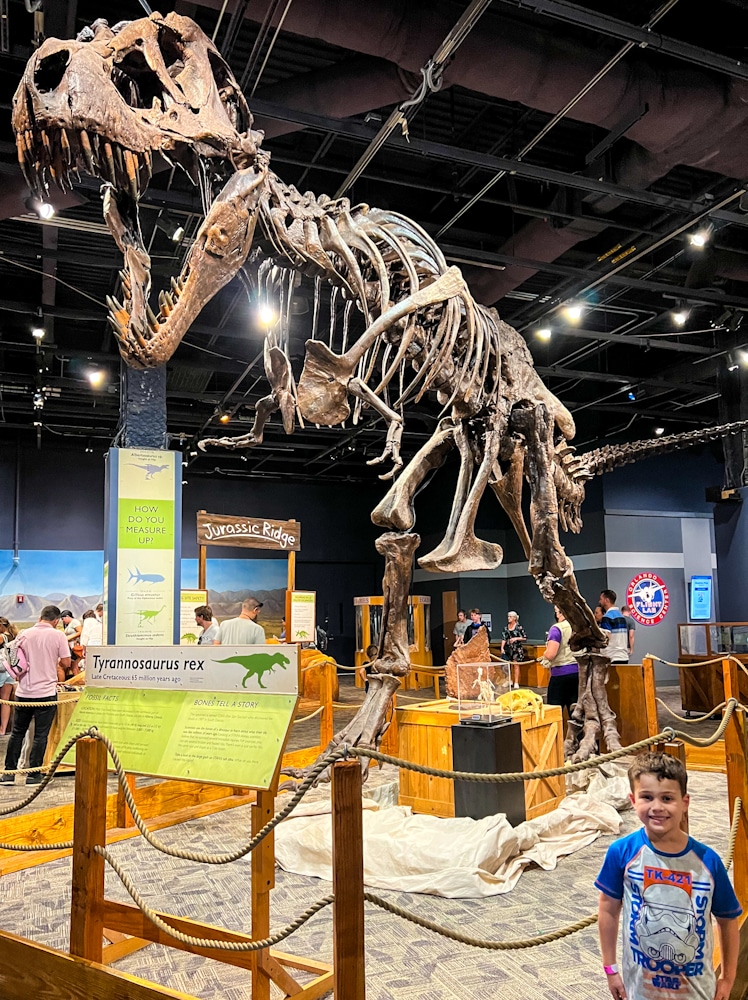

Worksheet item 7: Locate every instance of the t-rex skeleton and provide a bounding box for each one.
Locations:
[14,12,748,762]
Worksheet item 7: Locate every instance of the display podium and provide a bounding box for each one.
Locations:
[452,719,526,825]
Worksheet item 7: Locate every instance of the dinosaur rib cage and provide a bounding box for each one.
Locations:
[256,174,503,420]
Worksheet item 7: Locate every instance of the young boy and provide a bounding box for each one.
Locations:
[596,752,741,1000]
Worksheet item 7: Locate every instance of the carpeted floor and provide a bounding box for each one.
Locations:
[0,678,738,999]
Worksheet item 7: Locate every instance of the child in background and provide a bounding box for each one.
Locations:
[357,644,379,692]
[596,752,740,1000]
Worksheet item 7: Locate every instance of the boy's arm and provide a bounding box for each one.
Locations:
[598,892,627,1000]
[714,916,740,1000]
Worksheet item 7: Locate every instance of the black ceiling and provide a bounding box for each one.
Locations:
[0,0,747,484]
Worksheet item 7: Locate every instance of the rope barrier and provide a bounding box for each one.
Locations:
[364,893,598,949]
[649,654,748,679]
[656,698,727,725]
[0,695,81,707]
[292,705,325,725]
[96,843,334,950]
[726,797,742,873]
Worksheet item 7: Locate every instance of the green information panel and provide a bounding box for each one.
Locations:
[59,687,297,789]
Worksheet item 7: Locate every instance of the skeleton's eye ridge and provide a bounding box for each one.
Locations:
[34,50,70,93]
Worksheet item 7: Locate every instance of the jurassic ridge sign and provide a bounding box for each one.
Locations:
[197,511,301,551]
[58,644,298,789]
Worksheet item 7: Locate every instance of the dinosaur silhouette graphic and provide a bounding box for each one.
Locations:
[181,632,199,644]
[295,629,309,639]
[128,568,166,585]
[134,606,165,625]
[217,652,290,689]
[128,463,169,480]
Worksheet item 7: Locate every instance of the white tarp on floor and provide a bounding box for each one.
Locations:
[275,767,631,898]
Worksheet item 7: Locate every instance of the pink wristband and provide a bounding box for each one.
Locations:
[604,965,619,976]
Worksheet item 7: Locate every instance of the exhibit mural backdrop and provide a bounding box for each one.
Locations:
[0,550,287,638]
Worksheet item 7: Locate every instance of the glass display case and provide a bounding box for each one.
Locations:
[353,595,432,666]
[677,622,748,661]
[455,660,513,724]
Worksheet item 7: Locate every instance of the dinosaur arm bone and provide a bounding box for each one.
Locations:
[347,377,404,480]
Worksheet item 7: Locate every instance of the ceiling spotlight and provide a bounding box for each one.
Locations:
[727,353,740,372]
[31,327,45,340]
[88,370,105,387]
[258,304,277,327]
[688,228,711,249]
[671,309,689,326]
[219,412,231,423]
[24,196,55,220]
[740,350,748,365]
[654,426,665,436]
[535,327,552,341]
[627,389,637,401]
[189,449,198,457]
[33,391,44,410]
[155,212,185,243]
[562,302,584,323]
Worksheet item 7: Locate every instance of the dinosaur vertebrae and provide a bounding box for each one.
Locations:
[582,419,748,477]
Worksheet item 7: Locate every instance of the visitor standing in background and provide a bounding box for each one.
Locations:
[195,605,219,645]
[621,604,636,660]
[1,605,70,786]
[598,590,629,663]
[542,607,578,717]
[501,611,526,689]
[214,597,265,644]
[452,610,468,647]
[464,608,490,644]
[0,617,18,736]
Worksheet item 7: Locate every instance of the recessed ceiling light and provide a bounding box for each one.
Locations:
[88,370,105,387]
[671,309,689,326]
[689,229,710,248]
[535,327,552,341]
[563,302,584,323]
[31,327,45,340]
[654,426,665,436]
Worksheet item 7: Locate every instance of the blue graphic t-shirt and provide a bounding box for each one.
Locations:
[596,829,741,1000]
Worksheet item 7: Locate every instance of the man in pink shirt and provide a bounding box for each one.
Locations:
[1,605,70,786]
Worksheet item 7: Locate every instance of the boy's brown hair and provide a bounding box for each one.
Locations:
[628,751,688,796]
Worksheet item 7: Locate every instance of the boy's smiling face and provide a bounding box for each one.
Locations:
[630,773,689,844]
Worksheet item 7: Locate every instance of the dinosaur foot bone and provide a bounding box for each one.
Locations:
[418,536,503,574]
[281,674,402,784]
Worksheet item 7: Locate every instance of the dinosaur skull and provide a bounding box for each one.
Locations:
[13,12,266,367]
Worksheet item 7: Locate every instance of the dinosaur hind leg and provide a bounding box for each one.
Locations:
[419,422,503,573]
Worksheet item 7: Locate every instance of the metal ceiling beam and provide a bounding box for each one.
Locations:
[493,0,748,82]
[249,98,748,228]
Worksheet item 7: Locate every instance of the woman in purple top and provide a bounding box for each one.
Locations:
[542,606,579,717]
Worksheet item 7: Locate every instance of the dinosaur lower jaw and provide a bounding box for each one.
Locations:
[102,187,194,363]
[19,123,198,366]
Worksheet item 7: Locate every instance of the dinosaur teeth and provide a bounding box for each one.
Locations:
[146,303,159,330]
[79,129,95,173]
[102,141,117,185]
[124,149,139,200]
[170,276,181,296]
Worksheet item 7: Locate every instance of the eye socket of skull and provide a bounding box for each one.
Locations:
[34,50,70,93]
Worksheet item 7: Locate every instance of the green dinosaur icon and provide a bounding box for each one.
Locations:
[135,606,165,625]
[128,462,169,480]
[181,632,199,644]
[217,652,290,689]
[295,629,309,639]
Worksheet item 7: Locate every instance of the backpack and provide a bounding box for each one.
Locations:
[5,635,29,680]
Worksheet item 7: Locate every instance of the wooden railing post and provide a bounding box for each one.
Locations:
[252,788,274,1000]
[320,659,335,749]
[722,659,748,912]
[69,736,107,962]
[641,657,660,737]
[332,759,365,999]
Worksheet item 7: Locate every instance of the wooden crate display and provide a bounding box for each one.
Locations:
[605,662,659,750]
[397,701,565,821]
